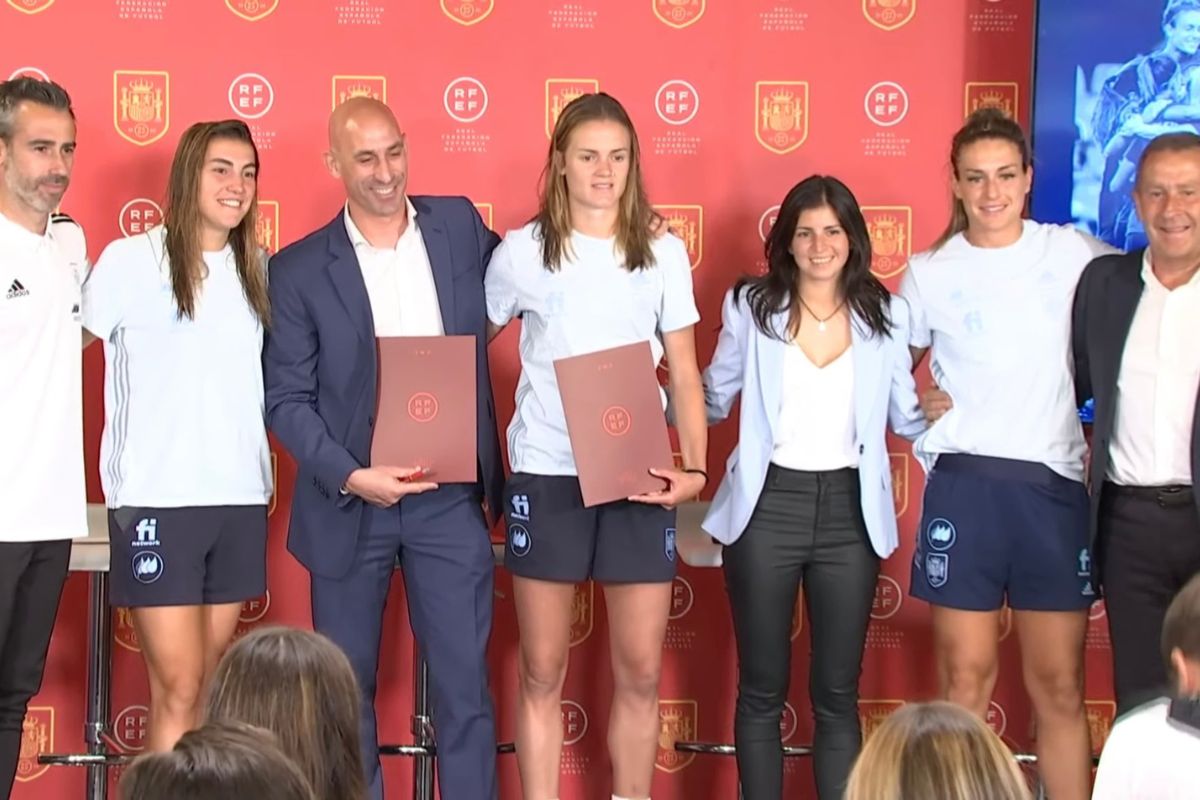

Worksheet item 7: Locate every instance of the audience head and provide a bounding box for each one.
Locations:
[118,721,315,800]
[844,700,1032,800]
[1162,572,1200,696]
[205,626,367,800]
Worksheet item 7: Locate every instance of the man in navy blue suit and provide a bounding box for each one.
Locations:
[263,97,503,799]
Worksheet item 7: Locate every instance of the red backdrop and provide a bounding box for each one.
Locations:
[4,0,1116,797]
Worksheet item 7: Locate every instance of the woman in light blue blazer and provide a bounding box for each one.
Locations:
[701,175,925,800]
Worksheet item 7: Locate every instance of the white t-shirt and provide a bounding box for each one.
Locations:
[82,226,272,508]
[485,223,700,476]
[1093,698,1200,800]
[0,212,88,542]
[899,221,1116,480]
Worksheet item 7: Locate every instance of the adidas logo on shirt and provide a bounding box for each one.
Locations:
[5,279,29,300]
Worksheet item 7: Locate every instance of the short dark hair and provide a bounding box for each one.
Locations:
[1136,132,1200,187]
[0,77,74,142]
[1162,573,1200,687]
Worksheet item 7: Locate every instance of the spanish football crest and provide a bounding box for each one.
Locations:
[653,205,703,269]
[858,700,905,739]
[225,0,279,21]
[15,708,53,782]
[568,580,593,647]
[546,79,599,139]
[887,450,910,515]
[1085,701,1117,753]
[965,82,1019,118]
[332,76,387,111]
[655,700,697,772]
[7,0,55,14]
[473,202,494,231]
[755,81,808,154]
[257,201,279,255]
[114,71,170,146]
[863,0,915,31]
[441,0,493,25]
[863,207,912,279]
[653,0,704,29]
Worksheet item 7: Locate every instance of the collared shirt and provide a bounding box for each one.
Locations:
[0,210,88,541]
[344,200,444,337]
[900,221,1117,480]
[1108,251,1200,486]
[1093,697,1200,800]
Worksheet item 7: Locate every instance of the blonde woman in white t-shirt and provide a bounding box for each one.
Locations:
[82,119,272,752]
[485,92,707,800]
[899,108,1116,800]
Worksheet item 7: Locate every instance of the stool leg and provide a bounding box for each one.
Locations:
[85,572,111,800]
[412,648,434,800]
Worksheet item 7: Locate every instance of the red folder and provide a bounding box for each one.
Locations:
[554,341,673,507]
[371,336,477,483]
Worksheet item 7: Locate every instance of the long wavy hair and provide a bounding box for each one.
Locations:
[205,627,366,800]
[735,174,892,340]
[844,702,1032,800]
[532,92,662,271]
[931,108,1031,251]
[162,119,269,324]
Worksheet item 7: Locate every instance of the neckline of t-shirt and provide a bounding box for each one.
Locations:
[571,229,616,245]
[201,245,235,265]
[953,219,1035,255]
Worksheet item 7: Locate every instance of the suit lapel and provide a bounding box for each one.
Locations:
[850,314,880,439]
[755,311,788,439]
[325,213,375,344]
[414,197,457,335]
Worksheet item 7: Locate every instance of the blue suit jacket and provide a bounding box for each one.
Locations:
[263,196,504,579]
[701,288,926,557]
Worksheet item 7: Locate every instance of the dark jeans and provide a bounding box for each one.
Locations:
[723,465,880,800]
[0,539,70,798]
[1099,484,1200,714]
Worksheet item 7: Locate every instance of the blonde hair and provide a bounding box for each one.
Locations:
[205,627,366,800]
[533,92,661,271]
[844,701,1032,800]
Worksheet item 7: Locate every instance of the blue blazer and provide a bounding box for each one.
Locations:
[701,288,925,557]
[263,196,504,579]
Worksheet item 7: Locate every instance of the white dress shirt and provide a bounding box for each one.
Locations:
[1108,252,1200,486]
[344,200,444,336]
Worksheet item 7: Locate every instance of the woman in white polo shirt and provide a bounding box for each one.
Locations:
[485,92,707,800]
[899,108,1116,800]
[82,119,271,752]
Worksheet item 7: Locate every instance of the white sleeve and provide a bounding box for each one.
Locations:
[898,264,931,349]
[1091,722,1135,800]
[658,235,700,333]
[81,239,134,341]
[484,237,519,327]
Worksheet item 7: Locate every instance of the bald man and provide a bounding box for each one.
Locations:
[263,98,504,799]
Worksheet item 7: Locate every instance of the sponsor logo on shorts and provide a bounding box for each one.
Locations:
[510,493,530,522]
[664,527,676,562]
[925,553,948,588]
[509,523,531,558]
[132,551,164,584]
[132,517,159,547]
[1077,548,1091,576]
[925,517,956,551]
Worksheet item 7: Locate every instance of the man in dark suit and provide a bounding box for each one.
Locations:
[1073,130,1200,715]
[263,97,503,798]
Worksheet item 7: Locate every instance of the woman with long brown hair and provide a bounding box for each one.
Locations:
[899,108,1116,800]
[205,626,366,800]
[82,119,272,752]
[485,92,708,800]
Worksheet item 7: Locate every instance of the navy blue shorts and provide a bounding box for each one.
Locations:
[910,455,1094,612]
[502,473,677,583]
[108,506,267,608]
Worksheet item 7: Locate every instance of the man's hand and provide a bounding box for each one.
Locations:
[920,383,953,423]
[344,466,438,508]
[629,467,706,510]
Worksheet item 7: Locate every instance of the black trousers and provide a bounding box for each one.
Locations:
[0,539,70,798]
[1099,484,1200,715]
[723,466,880,800]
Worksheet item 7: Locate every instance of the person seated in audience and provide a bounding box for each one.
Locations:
[204,625,367,800]
[118,720,315,800]
[1093,572,1200,799]
[843,700,1032,800]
